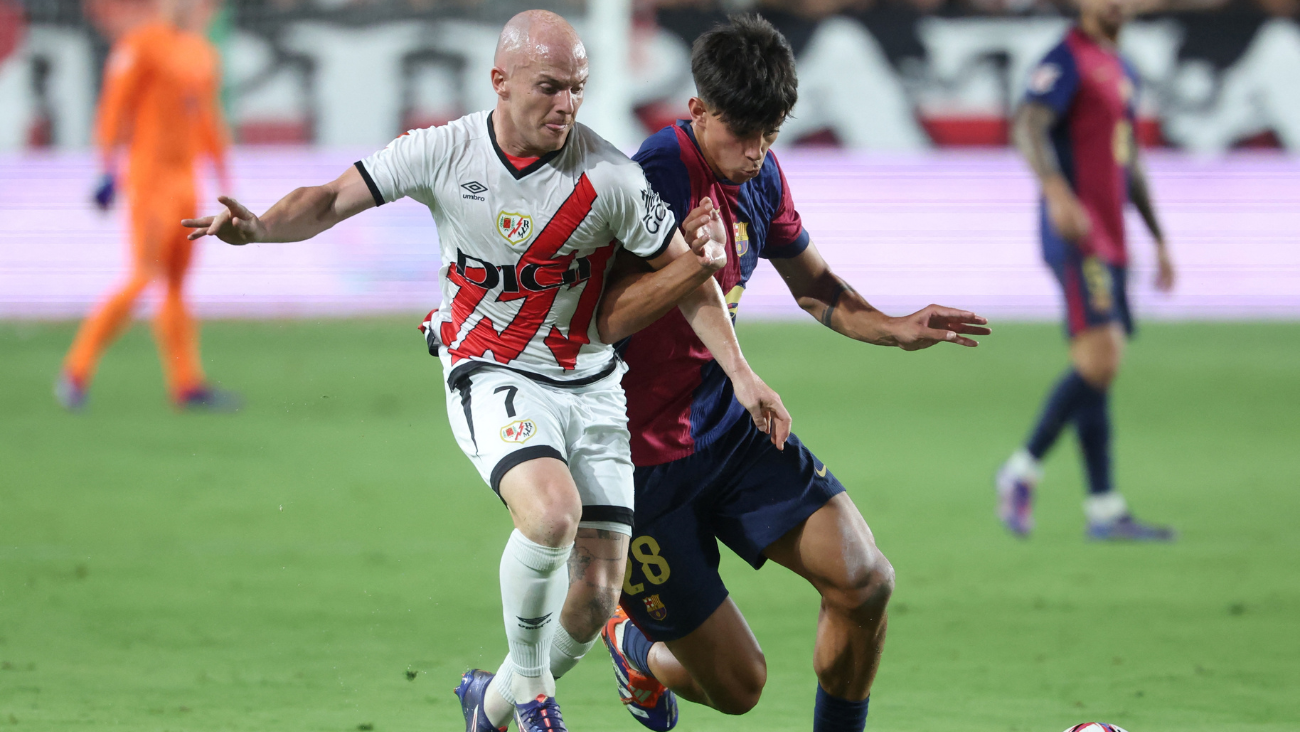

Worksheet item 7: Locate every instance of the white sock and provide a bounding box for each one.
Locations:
[1084,492,1128,524]
[484,656,517,727]
[550,622,598,680]
[1006,448,1044,481]
[499,529,571,702]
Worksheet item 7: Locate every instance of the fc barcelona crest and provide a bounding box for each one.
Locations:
[643,594,668,621]
[497,211,534,246]
[733,222,749,256]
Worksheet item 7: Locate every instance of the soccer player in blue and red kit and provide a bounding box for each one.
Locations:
[591,15,990,732]
[996,0,1176,541]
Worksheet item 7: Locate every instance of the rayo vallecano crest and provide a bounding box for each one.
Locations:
[497,211,533,246]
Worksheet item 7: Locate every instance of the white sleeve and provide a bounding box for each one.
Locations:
[355,126,447,206]
[599,160,678,260]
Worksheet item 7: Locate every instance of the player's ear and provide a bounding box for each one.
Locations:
[490,67,509,98]
[687,97,709,127]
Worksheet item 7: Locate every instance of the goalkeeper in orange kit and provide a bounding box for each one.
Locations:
[57,0,237,411]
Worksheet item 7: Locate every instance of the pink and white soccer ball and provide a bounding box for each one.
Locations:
[1064,725,1129,732]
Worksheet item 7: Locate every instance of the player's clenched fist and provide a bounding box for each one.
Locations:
[182,196,264,245]
[680,196,728,272]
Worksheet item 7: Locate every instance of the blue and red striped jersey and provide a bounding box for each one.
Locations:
[1025,27,1140,265]
[620,121,809,466]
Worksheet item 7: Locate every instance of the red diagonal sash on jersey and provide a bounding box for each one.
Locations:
[445,174,601,369]
[544,241,615,370]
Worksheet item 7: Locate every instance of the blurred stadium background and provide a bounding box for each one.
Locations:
[2,1,1299,731]
[2,0,1299,319]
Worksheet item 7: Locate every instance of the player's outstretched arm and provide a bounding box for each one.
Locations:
[771,243,990,350]
[596,197,728,343]
[182,165,376,245]
[1128,144,1175,292]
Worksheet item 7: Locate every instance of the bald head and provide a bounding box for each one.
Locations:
[494,10,587,74]
[490,10,589,157]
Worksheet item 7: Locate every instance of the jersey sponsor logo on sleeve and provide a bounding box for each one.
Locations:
[497,211,534,245]
[1028,63,1061,94]
[500,418,538,443]
[815,463,828,478]
[461,181,487,201]
[733,222,749,256]
[639,187,669,235]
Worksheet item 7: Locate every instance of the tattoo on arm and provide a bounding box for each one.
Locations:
[820,280,853,328]
[1013,103,1062,183]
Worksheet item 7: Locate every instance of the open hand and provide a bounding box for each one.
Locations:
[680,197,727,272]
[182,196,264,245]
[731,371,791,450]
[888,305,990,350]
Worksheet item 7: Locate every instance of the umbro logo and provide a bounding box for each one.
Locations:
[516,612,553,630]
[461,181,488,201]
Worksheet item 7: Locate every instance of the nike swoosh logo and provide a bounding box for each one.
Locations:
[815,464,828,477]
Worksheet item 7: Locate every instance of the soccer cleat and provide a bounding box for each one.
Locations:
[176,385,242,413]
[54,373,88,412]
[996,449,1041,537]
[601,607,678,731]
[453,669,506,732]
[1087,514,1176,542]
[514,693,568,732]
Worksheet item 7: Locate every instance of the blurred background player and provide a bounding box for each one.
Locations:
[997,0,1176,540]
[56,0,234,411]
[592,15,989,732]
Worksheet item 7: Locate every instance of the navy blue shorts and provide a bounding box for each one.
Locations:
[617,415,845,642]
[1043,223,1133,338]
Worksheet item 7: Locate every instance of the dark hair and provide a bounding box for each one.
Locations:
[690,13,798,137]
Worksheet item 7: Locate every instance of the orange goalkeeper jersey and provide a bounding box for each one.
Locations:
[96,20,226,191]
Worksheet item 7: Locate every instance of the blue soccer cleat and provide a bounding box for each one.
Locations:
[602,606,678,731]
[176,385,242,413]
[514,693,568,732]
[1087,514,1176,542]
[54,372,88,412]
[453,669,506,732]
[996,449,1042,537]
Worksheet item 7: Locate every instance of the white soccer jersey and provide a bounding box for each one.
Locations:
[357,111,676,384]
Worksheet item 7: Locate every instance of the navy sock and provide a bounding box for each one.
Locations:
[620,620,656,679]
[1072,380,1112,495]
[1026,370,1091,460]
[813,685,869,732]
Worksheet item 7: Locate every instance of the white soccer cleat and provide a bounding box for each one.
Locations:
[996,448,1042,537]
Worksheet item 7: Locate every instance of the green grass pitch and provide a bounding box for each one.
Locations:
[1,319,1298,732]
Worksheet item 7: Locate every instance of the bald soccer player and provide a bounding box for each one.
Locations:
[57,0,234,411]
[184,11,790,732]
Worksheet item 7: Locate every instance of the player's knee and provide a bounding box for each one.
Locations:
[827,551,894,616]
[710,654,767,715]
[1077,357,1118,389]
[510,479,582,546]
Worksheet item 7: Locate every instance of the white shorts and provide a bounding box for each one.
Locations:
[443,361,634,535]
